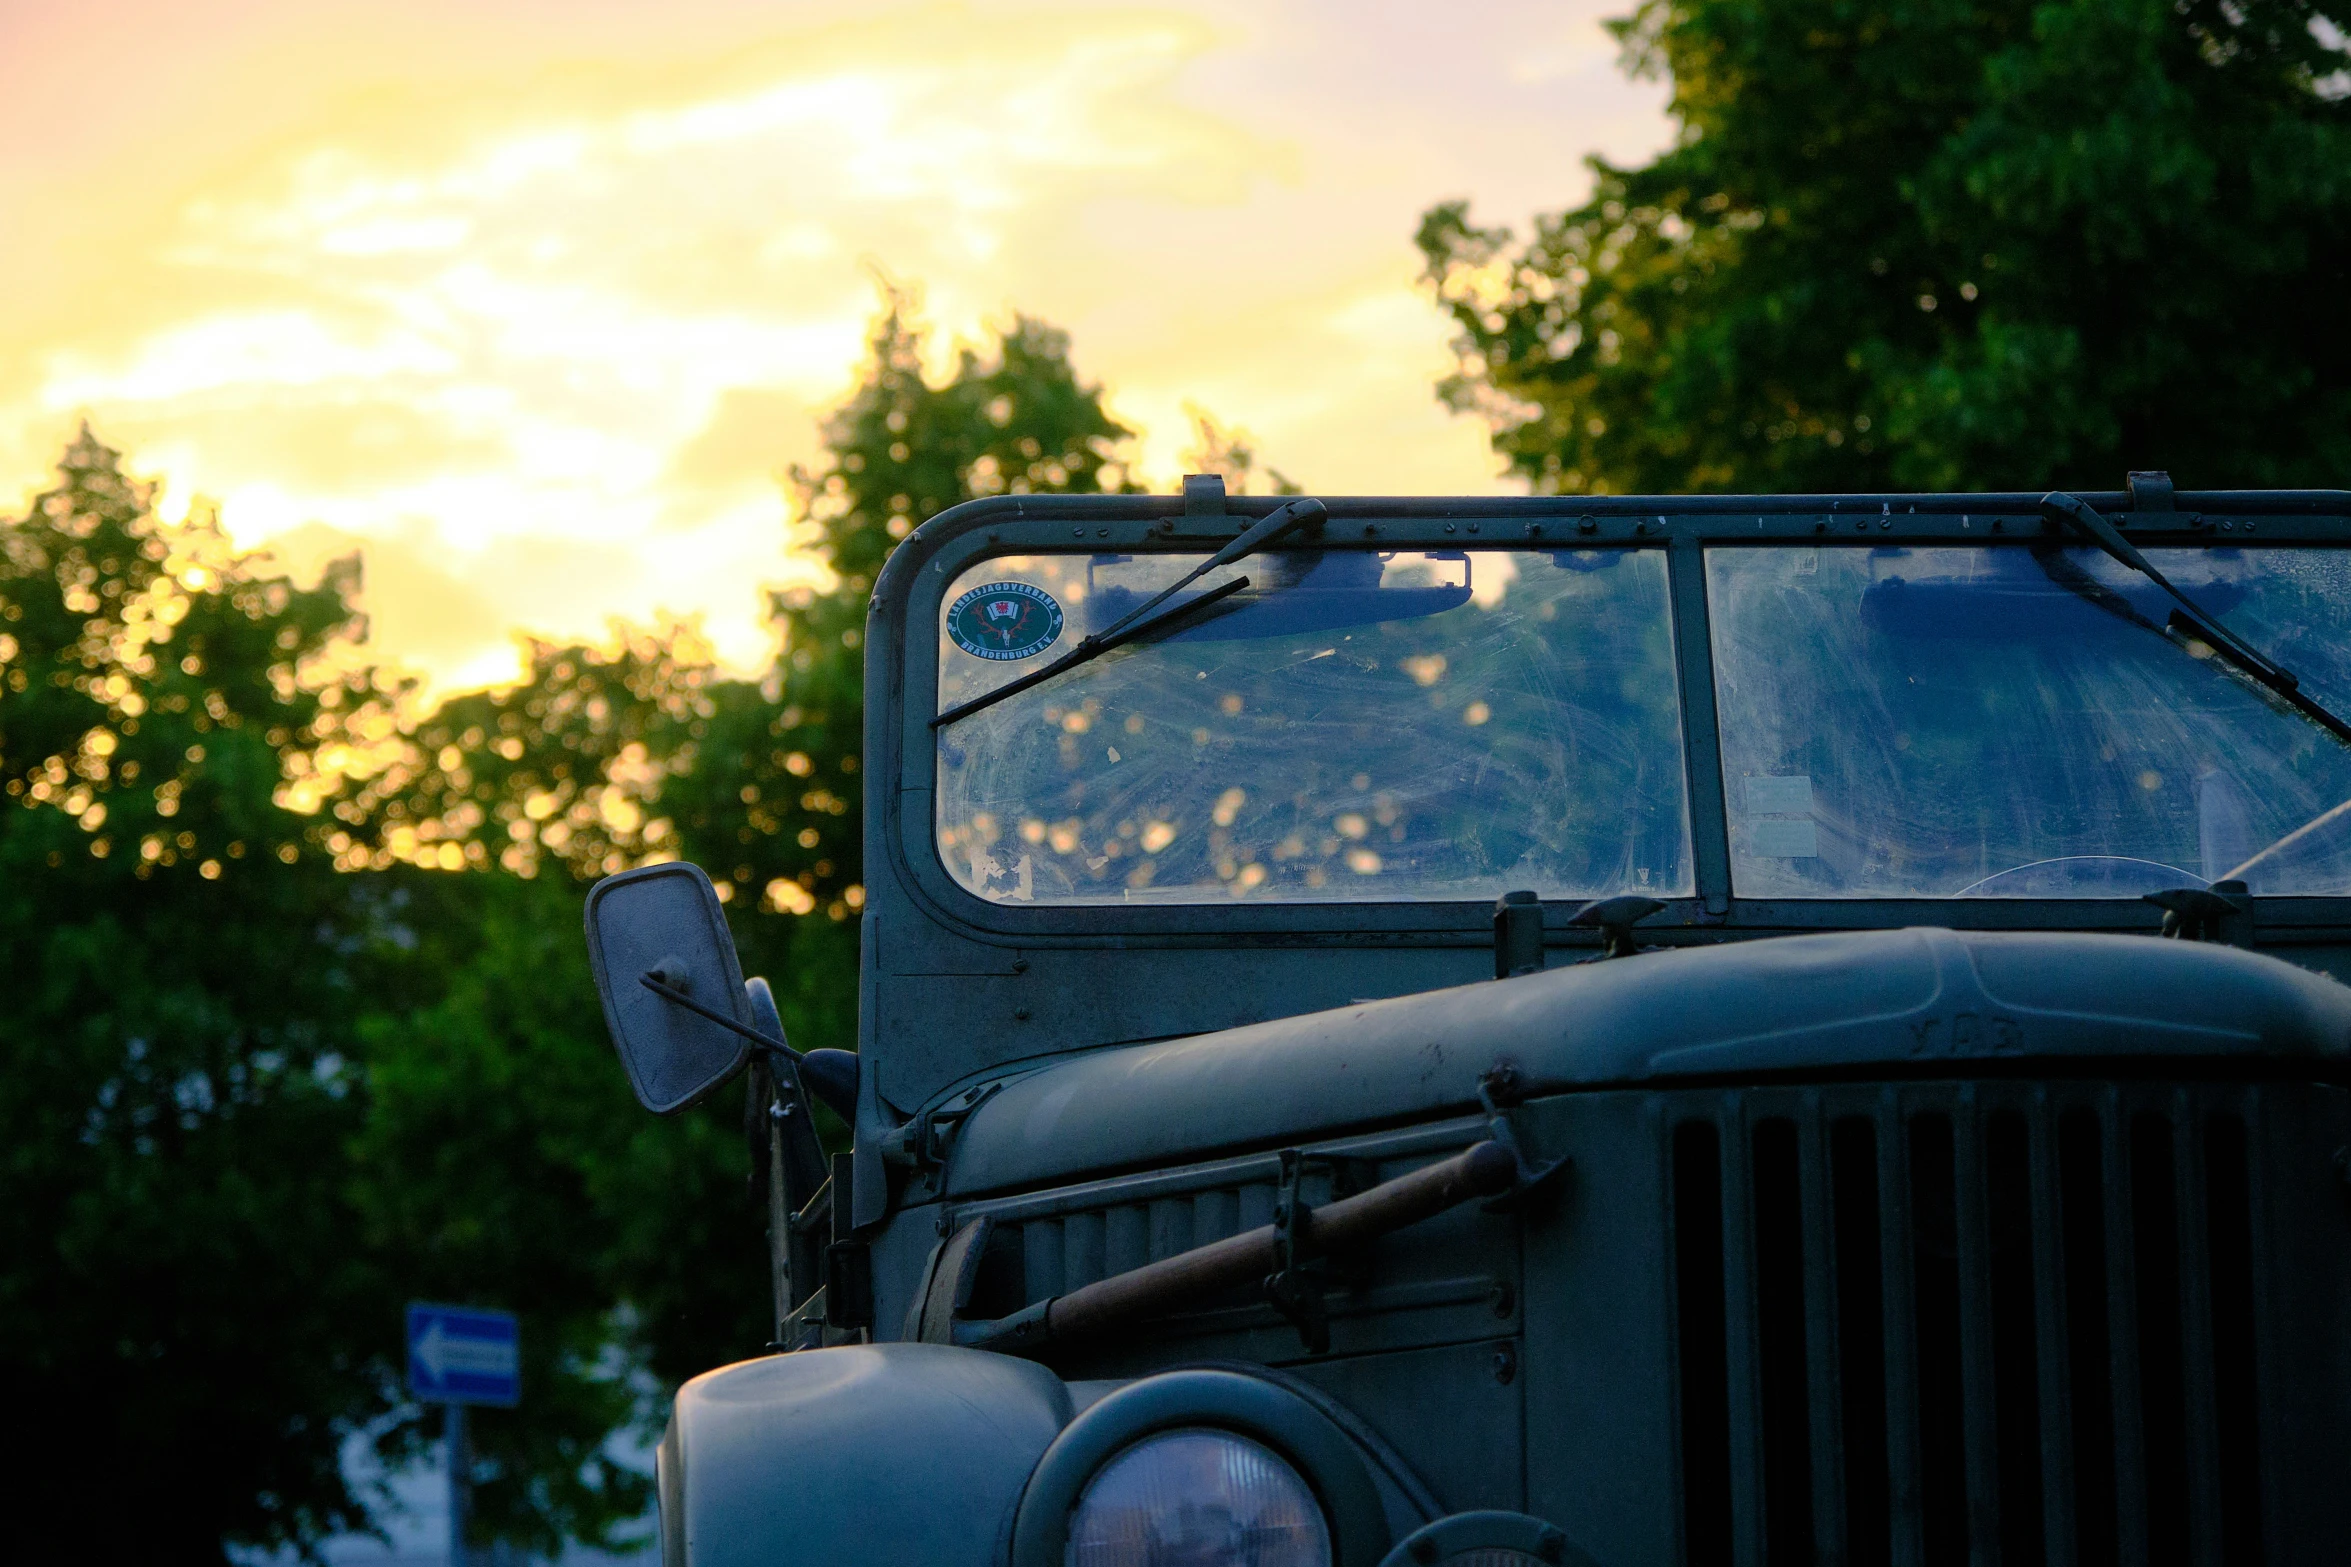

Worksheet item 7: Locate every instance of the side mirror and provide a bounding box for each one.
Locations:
[583,862,753,1113]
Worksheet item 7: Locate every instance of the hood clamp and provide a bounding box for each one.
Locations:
[1477,1063,1573,1213]
[1569,895,1665,960]
[2146,882,2255,947]
[881,1080,1004,1173]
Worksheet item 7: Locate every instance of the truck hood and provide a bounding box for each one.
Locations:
[942,927,2351,1198]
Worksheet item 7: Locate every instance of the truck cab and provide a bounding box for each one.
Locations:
[586,476,2351,1566]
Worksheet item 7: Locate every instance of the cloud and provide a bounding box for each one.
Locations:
[0,1,1671,695]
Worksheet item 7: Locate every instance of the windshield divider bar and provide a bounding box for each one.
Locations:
[1670,536,1734,916]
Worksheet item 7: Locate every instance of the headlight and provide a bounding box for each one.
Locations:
[1064,1427,1332,1567]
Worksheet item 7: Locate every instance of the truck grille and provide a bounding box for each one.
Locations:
[1668,1084,2269,1567]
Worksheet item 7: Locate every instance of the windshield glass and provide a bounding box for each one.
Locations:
[935,548,1691,904]
[1709,544,2351,897]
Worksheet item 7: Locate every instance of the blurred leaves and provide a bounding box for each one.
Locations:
[1419,0,2351,494]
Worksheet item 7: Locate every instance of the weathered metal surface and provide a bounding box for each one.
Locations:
[645,485,2351,1567]
[940,928,2351,1197]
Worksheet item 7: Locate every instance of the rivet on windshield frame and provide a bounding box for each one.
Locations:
[1992,519,2004,532]
[1445,522,1457,533]
[1467,522,1479,533]
[1525,523,1543,538]
[1880,518,1892,529]
[1073,526,1085,537]
[1098,527,1110,537]
[2243,520,2256,532]
[2221,520,2235,531]
[1855,519,1869,531]
[1363,524,1378,537]
[1814,520,1828,533]
[1014,1006,1031,1021]
[1578,514,1596,534]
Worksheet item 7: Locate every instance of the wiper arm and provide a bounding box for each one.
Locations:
[2040,491,2351,748]
[932,496,1327,728]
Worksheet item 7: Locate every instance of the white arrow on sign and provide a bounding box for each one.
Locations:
[414,1319,520,1383]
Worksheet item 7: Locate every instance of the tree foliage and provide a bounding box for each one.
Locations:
[370,290,1145,1544]
[0,289,1146,1560]
[1420,0,2351,494]
[0,428,388,1558]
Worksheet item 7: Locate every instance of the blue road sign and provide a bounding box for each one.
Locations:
[406,1303,520,1407]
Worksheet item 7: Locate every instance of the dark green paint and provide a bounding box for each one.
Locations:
[650,487,2351,1567]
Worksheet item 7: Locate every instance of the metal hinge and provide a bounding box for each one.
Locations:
[878,1080,1004,1170]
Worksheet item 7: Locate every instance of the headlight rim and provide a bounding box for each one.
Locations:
[1009,1368,1388,1567]
[1373,1510,1600,1567]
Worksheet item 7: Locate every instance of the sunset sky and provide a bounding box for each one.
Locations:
[0,0,1671,694]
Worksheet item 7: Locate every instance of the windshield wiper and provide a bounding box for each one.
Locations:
[932,496,1327,728]
[2040,491,2351,748]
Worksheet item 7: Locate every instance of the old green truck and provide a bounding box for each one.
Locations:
[585,474,2351,1566]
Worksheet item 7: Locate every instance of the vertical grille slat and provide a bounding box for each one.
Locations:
[1950,1095,2012,1563]
[2130,1110,2193,1567]
[1830,1115,1893,1567]
[1103,1203,1146,1277]
[1974,1104,2050,1567]
[1875,1091,1929,1567]
[1983,1106,2049,1567]
[1719,1111,1768,1567]
[2170,1099,2224,1567]
[2102,1095,2153,1567]
[1673,1120,1734,1567]
[2058,1106,2121,1567]
[1907,1112,1971,1566]
[1062,1210,1105,1291]
[1022,1218,1064,1300]
[2026,1093,2081,1567]
[2200,1109,2265,1566]
[1750,1117,1815,1564]
[1147,1196,1193,1262]
[1795,1103,1849,1567]
[1664,1082,2277,1567]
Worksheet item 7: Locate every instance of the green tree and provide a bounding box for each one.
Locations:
[0,292,1157,1561]
[1419,0,2351,494]
[392,285,1140,953]
[0,434,684,1562]
[343,290,1147,1546]
[0,428,391,1560]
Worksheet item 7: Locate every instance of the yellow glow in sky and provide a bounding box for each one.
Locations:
[0,0,1669,693]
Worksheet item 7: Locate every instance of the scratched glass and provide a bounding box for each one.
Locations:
[1708,545,2351,897]
[934,548,1691,904]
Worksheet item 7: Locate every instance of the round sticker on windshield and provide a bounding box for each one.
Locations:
[947,581,1064,661]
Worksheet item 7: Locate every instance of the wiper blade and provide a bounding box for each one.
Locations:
[932,575,1250,727]
[2040,491,2351,748]
[932,496,1326,728]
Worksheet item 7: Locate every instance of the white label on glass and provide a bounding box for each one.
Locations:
[1750,818,1820,858]
[1745,774,1815,815]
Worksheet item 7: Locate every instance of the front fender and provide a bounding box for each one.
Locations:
[659,1343,1074,1567]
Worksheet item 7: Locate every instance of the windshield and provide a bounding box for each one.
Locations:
[934,548,1691,904]
[1710,544,2351,897]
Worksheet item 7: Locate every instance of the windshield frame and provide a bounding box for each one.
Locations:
[873,489,2351,946]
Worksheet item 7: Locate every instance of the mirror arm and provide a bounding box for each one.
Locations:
[638,973,799,1065]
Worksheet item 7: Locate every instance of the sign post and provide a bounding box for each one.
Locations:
[406,1304,520,1567]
